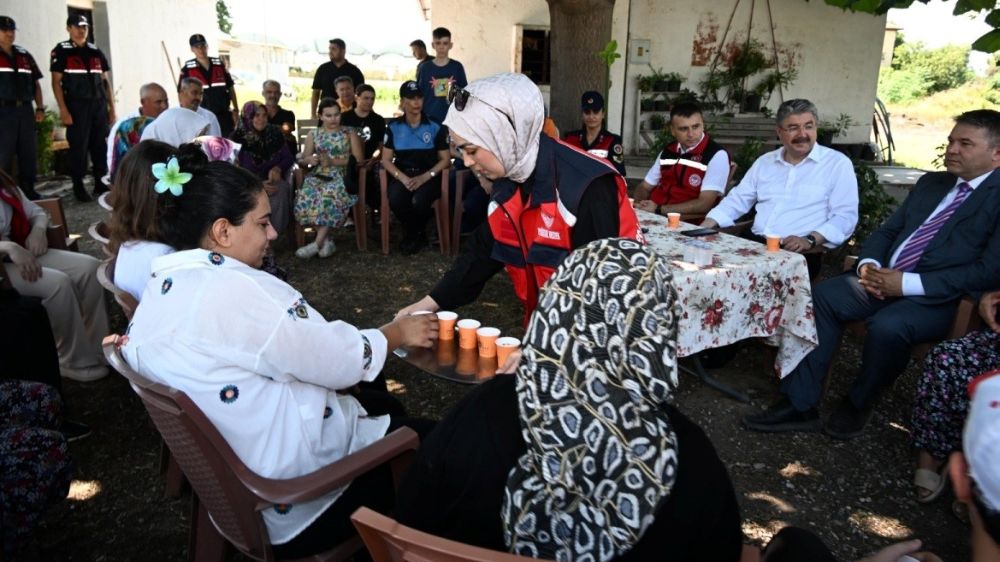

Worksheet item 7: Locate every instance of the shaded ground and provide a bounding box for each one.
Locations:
[34,182,969,561]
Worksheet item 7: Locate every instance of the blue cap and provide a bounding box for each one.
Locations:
[581,91,604,111]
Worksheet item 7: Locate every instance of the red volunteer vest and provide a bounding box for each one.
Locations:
[650,134,726,206]
[487,136,641,323]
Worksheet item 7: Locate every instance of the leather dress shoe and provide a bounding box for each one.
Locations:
[824,397,871,440]
[742,398,820,433]
[72,181,92,202]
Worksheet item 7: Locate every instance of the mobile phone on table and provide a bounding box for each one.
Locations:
[680,227,718,237]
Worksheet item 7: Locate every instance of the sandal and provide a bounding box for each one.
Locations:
[914,463,949,503]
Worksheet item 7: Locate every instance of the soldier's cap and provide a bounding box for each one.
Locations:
[581,91,604,112]
[67,14,89,27]
[0,16,16,31]
[399,80,422,99]
[189,34,207,47]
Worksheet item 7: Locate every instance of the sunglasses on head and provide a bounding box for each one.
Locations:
[448,86,516,131]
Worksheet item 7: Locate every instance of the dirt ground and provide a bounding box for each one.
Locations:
[31,183,970,561]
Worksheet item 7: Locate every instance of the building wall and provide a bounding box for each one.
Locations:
[6,0,217,115]
[432,0,886,150]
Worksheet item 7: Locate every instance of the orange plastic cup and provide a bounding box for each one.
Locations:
[477,327,500,357]
[667,212,681,229]
[437,311,458,340]
[766,235,781,252]
[436,337,457,366]
[457,319,480,349]
[456,346,477,375]
[496,337,520,367]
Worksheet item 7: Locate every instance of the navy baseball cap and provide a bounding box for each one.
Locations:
[581,91,605,111]
[0,16,16,31]
[67,14,89,27]
[399,80,422,99]
[189,33,207,47]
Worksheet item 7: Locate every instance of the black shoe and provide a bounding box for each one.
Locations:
[742,398,821,433]
[824,397,871,440]
[92,181,110,197]
[72,181,92,202]
[61,419,92,442]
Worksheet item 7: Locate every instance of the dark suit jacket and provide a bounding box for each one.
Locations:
[859,169,1000,304]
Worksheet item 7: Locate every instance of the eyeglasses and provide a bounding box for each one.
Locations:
[448,85,515,131]
[779,122,817,135]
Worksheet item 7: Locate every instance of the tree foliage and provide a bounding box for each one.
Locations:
[820,0,1000,52]
[893,41,973,92]
[216,0,232,35]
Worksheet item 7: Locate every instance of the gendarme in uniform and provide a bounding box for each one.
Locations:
[0,16,44,200]
[178,34,236,136]
[50,14,114,201]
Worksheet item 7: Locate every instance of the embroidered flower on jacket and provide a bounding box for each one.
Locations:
[208,252,225,266]
[219,385,239,403]
[323,406,332,419]
[362,335,373,370]
[161,278,173,295]
[286,298,309,320]
[273,504,292,514]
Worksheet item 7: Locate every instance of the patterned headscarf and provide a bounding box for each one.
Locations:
[443,73,543,183]
[502,238,681,562]
[231,100,286,165]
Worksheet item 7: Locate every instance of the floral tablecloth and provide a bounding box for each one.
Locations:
[637,210,818,377]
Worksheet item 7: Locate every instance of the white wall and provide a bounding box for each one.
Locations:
[4,0,216,115]
[104,0,218,113]
[433,0,886,151]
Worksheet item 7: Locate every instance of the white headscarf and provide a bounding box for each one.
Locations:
[443,73,544,183]
[140,107,211,148]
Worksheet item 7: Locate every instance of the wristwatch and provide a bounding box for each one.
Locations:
[656,205,663,215]
[428,170,437,178]
[804,234,817,248]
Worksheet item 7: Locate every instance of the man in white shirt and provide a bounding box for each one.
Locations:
[102,82,168,184]
[743,109,1000,439]
[178,77,221,136]
[702,99,858,278]
[633,102,730,217]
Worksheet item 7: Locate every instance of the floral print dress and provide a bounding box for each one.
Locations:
[294,128,357,228]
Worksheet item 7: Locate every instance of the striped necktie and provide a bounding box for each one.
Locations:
[893,182,973,272]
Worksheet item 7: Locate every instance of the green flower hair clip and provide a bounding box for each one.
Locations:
[151,157,193,196]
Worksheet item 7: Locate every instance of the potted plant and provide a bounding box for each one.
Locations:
[665,72,686,92]
[640,96,655,112]
[649,113,666,131]
[654,95,670,112]
[637,74,656,93]
[818,113,856,146]
[756,68,798,108]
[648,65,669,92]
[741,84,764,113]
[723,39,769,112]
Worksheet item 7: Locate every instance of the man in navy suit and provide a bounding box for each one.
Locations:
[744,109,1000,439]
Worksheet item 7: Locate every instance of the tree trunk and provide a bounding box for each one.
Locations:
[546,0,616,132]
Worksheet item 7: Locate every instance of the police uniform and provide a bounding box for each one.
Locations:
[562,90,627,176]
[50,15,112,200]
[0,16,43,199]
[179,34,236,136]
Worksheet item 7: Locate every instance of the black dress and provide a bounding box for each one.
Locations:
[394,374,744,561]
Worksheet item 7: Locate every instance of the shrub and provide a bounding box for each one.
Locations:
[878,67,930,103]
[889,41,973,95]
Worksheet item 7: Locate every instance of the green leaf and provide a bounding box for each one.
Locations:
[955,0,996,15]
[985,8,1000,27]
[972,29,1000,53]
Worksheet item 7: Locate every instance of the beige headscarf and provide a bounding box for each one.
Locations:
[443,73,544,183]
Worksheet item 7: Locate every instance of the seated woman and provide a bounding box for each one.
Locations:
[109,140,188,302]
[118,157,437,558]
[0,169,109,382]
[911,289,1000,502]
[0,380,74,560]
[395,238,744,561]
[140,106,211,147]
[294,97,364,259]
[231,101,295,235]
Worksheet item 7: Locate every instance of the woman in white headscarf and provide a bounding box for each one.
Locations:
[397,73,641,344]
[139,107,211,147]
